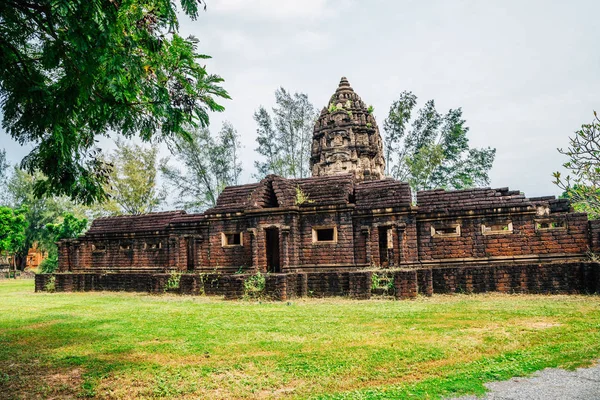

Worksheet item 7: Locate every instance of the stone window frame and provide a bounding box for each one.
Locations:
[481,221,513,235]
[221,232,243,247]
[312,226,338,244]
[535,218,567,232]
[91,243,107,252]
[430,224,461,238]
[377,225,394,249]
[144,241,163,250]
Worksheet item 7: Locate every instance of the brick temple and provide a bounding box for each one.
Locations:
[38,78,600,299]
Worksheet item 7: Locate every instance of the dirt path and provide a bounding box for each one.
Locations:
[450,362,600,400]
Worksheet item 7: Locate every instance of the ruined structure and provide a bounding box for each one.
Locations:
[311,77,385,181]
[37,78,600,299]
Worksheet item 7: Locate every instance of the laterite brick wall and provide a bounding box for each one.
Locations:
[35,263,600,300]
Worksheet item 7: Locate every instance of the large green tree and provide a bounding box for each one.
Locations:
[254,88,316,179]
[5,167,74,270]
[161,122,242,211]
[383,91,496,193]
[40,213,88,273]
[553,112,600,219]
[0,0,229,205]
[106,140,166,215]
[0,206,28,272]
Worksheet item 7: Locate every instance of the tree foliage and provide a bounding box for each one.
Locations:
[40,213,88,273]
[553,112,600,219]
[0,206,28,268]
[0,0,229,205]
[106,140,166,215]
[0,149,9,204]
[161,122,242,211]
[254,88,316,179]
[5,167,77,269]
[383,91,496,192]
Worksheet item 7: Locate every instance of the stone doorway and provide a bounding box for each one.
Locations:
[265,228,281,273]
[378,226,391,267]
[186,237,195,272]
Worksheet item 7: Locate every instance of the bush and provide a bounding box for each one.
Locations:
[39,254,58,273]
[244,271,266,300]
[44,276,56,292]
[165,271,181,292]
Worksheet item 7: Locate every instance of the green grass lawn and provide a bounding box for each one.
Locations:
[1,280,600,399]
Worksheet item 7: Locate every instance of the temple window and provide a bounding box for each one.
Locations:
[431,224,461,237]
[144,241,163,250]
[92,243,106,252]
[481,222,513,235]
[536,219,566,231]
[222,232,243,247]
[312,226,338,243]
[119,242,132,251]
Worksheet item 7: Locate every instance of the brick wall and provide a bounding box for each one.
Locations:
[63,235,172,272]
[205,218,252,272]
[36,263,600,299]
[417,213,588,261]
[297,211,355,267]
[431,263,600,294]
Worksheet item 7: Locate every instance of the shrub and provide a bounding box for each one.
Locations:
[371,271,395,295]
[39,254,58,273]
[44,276,56,292]
[244,271,266,299]
[165,270,181,292]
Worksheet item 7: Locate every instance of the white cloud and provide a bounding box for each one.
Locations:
[210,0,335,19]
[292,30,332,51]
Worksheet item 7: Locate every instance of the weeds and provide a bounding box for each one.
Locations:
[165,270,181,292]
[44,275,56,292]
[371,271,395,295]
[243,271,266,299]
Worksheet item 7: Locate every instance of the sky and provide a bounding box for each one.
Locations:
[1,0,599,199]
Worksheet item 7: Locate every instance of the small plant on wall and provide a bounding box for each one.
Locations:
[295,186,313,206]
[243,271,266,300]
[165,270,181,292]
[371,271,395,296]
[44,276,56,292]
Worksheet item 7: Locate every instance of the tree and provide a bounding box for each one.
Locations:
[253,107,285,178]
[5,167,74,270]
[107,140,166,215]
[40,213,88,273]
[0,149,10,203]
[254,88,317,179]
[383,92,496,193]
[218,121,242,186]
[0,206,28,275]
[161,122,242,211]
[0,0,229,205]
[553,112,600,219]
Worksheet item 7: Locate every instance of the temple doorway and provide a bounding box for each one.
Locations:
[265,228,281,273]
[378,226,391,267]
[186,237,195,272]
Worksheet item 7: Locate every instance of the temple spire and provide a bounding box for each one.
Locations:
[310,77,386,181]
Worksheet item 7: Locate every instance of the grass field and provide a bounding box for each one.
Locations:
[1,280,599,399]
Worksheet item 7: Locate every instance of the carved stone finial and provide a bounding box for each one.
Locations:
[310,77,386,181]
[339,76,351,89]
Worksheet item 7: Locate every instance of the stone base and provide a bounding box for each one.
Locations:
[35,262,600,300]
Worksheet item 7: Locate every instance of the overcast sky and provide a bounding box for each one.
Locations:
[1,0,599,199]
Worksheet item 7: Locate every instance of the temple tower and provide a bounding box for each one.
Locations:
[310,77,386,181]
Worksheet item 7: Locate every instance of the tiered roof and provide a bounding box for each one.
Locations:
[417,187,532,213]
[87,211,186,235]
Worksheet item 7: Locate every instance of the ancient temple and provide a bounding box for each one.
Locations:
[311,77,385,181]
[39,77,600,299]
